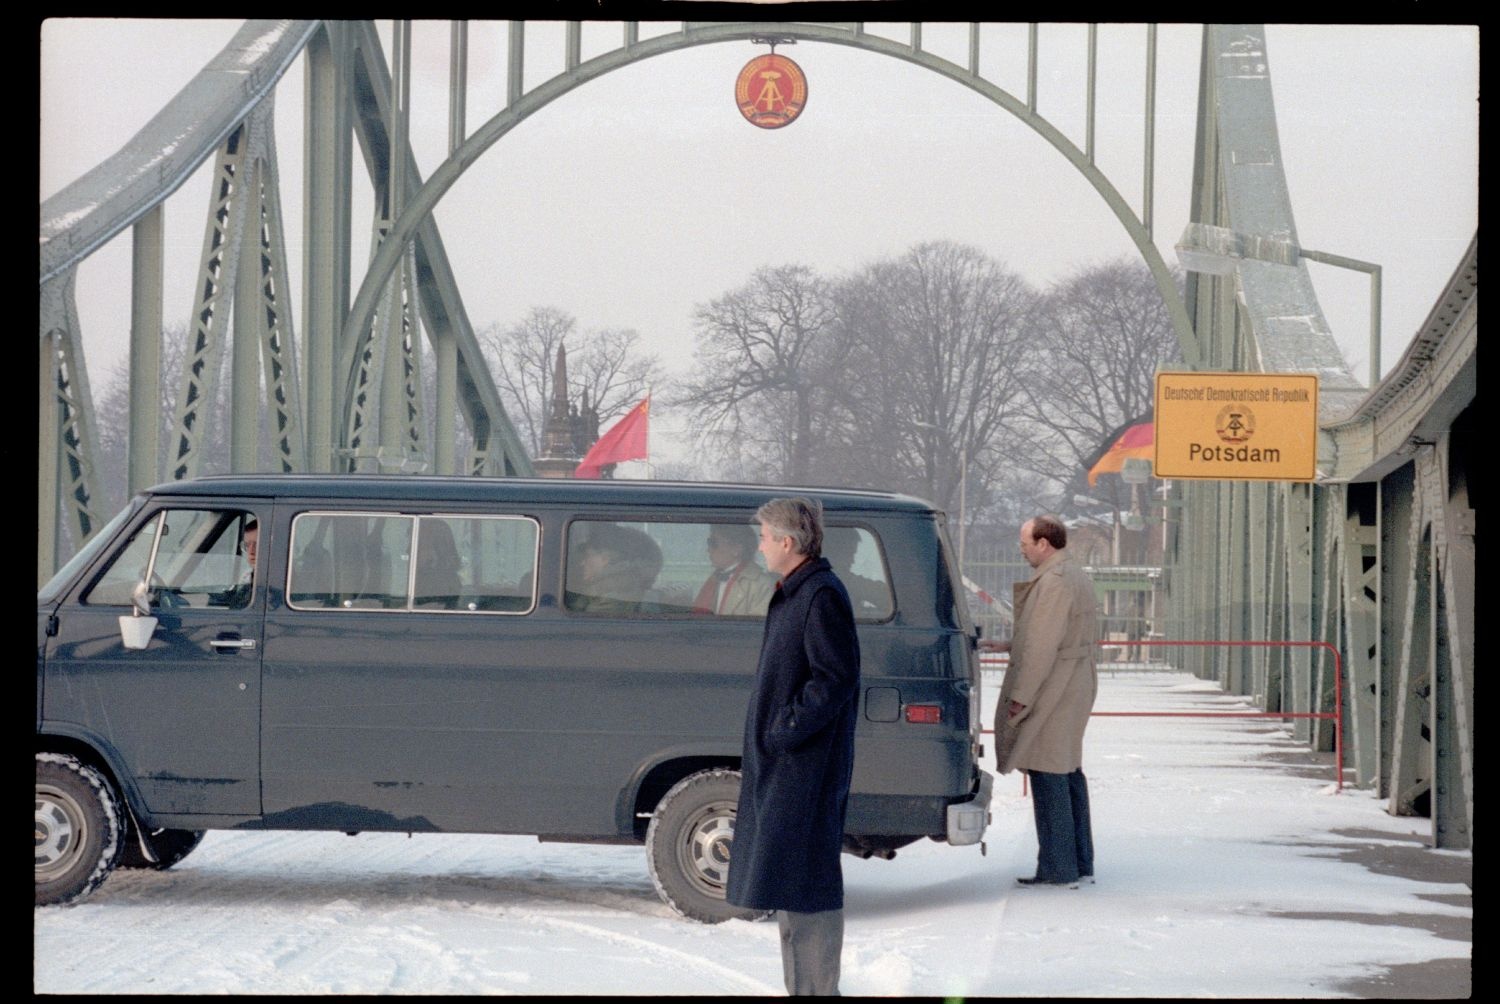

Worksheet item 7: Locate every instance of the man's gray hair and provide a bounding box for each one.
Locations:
[755,497,824,558]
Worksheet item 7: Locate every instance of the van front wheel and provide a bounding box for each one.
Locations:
[645,769,769,924]
[36,753,124,906]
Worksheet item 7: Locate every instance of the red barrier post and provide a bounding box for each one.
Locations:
[978,639,1344,792]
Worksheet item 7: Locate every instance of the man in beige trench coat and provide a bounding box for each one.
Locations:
[981,515,1100,887]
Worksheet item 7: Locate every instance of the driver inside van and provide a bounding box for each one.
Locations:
[209,517,258,608]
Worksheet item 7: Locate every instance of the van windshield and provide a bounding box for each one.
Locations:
[37,498,141,605]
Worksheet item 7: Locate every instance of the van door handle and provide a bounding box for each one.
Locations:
[210,638,257,651]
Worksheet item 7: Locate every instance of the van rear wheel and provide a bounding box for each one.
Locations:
[646,769,769,924]
[36,753,124,906]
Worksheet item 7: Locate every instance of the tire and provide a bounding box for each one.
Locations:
[843,834,921,859]
[645,768,769,924]
[119,824,206,870]
[36,753,125,906]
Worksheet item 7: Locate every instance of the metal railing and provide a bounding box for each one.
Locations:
[980,639,1344,791]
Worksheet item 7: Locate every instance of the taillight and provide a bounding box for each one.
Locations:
[905,704,942,724]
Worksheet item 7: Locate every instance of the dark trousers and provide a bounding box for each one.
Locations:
[777,909,843,995]
[1027,767,1094,883]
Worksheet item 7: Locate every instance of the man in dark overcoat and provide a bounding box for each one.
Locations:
[726,496,860,996]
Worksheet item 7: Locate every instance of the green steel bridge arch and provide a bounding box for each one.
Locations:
[340,20,1200,444]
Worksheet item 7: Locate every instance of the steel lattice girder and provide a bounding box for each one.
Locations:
[38,272,103,584]
[1174,26,1474,847]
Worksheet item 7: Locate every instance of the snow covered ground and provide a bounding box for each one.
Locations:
[34,671,1471,996]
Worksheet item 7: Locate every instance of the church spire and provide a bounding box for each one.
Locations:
[533,342,583,477]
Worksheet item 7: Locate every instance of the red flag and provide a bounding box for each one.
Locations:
[574,396,650,478]
[1087,421,1154,487]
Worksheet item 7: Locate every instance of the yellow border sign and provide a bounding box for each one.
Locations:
[1154,371,1319,482]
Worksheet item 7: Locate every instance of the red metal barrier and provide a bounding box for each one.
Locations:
[979,639,1344,792]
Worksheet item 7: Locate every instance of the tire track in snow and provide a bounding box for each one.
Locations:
[529,915,781,995]
[40,835,771,995]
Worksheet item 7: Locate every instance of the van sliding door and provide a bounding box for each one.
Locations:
[260,510,545,831]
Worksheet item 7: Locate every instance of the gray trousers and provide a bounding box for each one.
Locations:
[776,909,843,996]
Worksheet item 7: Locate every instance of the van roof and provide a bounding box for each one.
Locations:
[143,474,941,515]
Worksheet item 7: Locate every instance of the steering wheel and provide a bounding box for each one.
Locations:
[149,572,186,610]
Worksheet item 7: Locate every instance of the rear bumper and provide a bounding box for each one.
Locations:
[945,768,993,845]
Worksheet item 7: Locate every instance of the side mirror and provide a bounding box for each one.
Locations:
[130,580,153,617]
[120,580,159,650]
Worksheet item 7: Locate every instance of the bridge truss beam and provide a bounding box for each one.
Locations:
[1171,24,1474,848]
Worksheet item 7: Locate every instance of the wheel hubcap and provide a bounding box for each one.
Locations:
[679,800,736,898]
[36,785,87,882]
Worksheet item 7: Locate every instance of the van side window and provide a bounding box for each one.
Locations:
[417,516,537,613]
[288,513,412,610]
[83,509,258,609]
[288,512,538,614]
[822,526,895,621]
[568,519,776,617]
[563,520,895,620]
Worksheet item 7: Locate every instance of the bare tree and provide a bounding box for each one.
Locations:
[835,241,1039,521]
[480,307,575,456]
[671,250,1174,538]
[479,307,663,458]
[571,327,662,426]
[1017,258,1183,507]
[675,264,840,483]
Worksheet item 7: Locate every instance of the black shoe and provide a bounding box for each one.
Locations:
[1016,875,1080,889]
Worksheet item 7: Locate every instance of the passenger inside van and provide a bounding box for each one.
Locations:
[693,524,773,617]
[823,528,893,619]
[358,523,393,606]
[567,523,662,614]
[414,521,463,610]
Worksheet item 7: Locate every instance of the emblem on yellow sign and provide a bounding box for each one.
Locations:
[1215,405,1255,444]
[736,54,808,129]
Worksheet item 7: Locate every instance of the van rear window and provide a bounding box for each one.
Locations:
[287,512,537,613]
[564,519,893,621]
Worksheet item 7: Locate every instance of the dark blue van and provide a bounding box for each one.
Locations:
[36,475,992,921]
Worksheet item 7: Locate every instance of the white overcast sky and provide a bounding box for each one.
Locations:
[40,20,1478,460]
